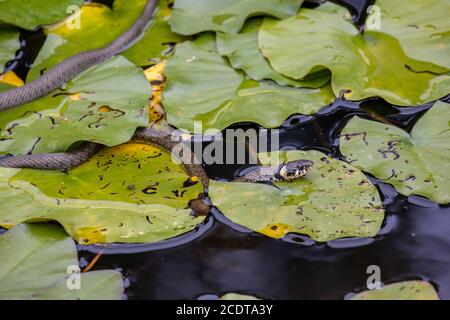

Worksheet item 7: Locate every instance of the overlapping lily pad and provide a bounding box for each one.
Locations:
[0,0,83,30]
[0,56,151,155]
[340,101,450,204]
[0,27,20,74]
[0,142,205,244]
[163,34,334,133]
[0,223,123,300]
[28,0,185,81]
[351,281,439,300]
[216,19,330,88]
[259,3,450,106]
[209,150,384,242]
[374,0,450,69]
[170,0,304,35]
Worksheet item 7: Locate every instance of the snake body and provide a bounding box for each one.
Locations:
[0,0,313,192]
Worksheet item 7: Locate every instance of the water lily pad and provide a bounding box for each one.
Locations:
[351,281,439,300]
[0,56,151,155]
[340,101,450,204]
[374,0,450,69]
[216,18,330,88]
[0,143,205,244]
[163,34,334,133]
[259,3,450,106]
[209,150,384,242]
[170,0,304,35]
[28,0,186,81]
[0,223,123,299]
[0,26,19,74]
[220,293,261,300]
[0,0,83,30]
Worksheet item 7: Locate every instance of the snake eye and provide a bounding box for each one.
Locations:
[277,160,314,181]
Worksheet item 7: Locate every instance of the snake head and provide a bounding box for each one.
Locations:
[275,160,314,181]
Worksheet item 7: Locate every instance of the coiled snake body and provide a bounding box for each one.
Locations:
[0,0,313,193]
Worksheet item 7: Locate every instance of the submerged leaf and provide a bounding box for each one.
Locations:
[0,27,20,74]
[259,3,450,106]
[0,0,83,30]
[0,143,205,244]
[170,0,304,35]
[163,35,334,133]
[28,0,185,80]
[374,0,450,69]
[209,150,384,242]
[0,223,123,300]
[0,56,151,155]
[340,101,450,204]
[351,281,439,300]
[216,18,330,88]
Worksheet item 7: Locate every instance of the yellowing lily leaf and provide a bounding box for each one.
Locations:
[0,223,123,300]
[259,3,450,106]
[351,281,439,300]
[170,0,304,35]
[340,101,450,204]
[209,150,384,242]
[0,56,151,155]
[0,26,20,74]
[0,0,83,30]
[28,0,186,81]
[163,34,334,133]
[374,0,450,69]
[0,143,205,244]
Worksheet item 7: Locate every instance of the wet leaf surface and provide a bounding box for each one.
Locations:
[259,3,450,106]
[0,26,20,74]
[0,0,83,30]
[374,0,450,69]
[340,101,450,204]
[209,150,384,242]
[351,281,439,300]
[216,18,330,88]
[0,143,205,244]
[0,56,151,155]
[170,0,304,35]
[163,34,334,133]
[0,223,123,299]
[219,293,260,300]
[27,0,185,81]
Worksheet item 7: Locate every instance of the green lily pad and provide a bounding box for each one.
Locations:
[340,101,450,204]
[0,56,151,155]
[351,281,439,300]
[220,293,261,300]
[170,0,304,35]
[209,150,384,242]
[0,142,205,244]
[0,223,123,300]
[0,0,83,30]
[163,34,334,133]
[28,0,186,81]
[374,0,450,69]
[0,26,19,74]
[259,3,450,106]
[216,18,330,88]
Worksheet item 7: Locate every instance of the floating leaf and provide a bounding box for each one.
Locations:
[259,3,450,106]
[216,18,330,88]
[0,143,205,244]
[0,0,83,30]
[170,0,304,35]
[0,56,151,155]
[220,293,261,300]
[374,0,450,69]
[209,150,384,242]
[351,281,439,300]
[28,0,185,80]
[0,26,20,74]
[163,34,334,133]
[0,223,123,300]
[340,101,450,204]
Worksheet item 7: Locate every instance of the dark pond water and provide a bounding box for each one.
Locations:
[4,0,450,300]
